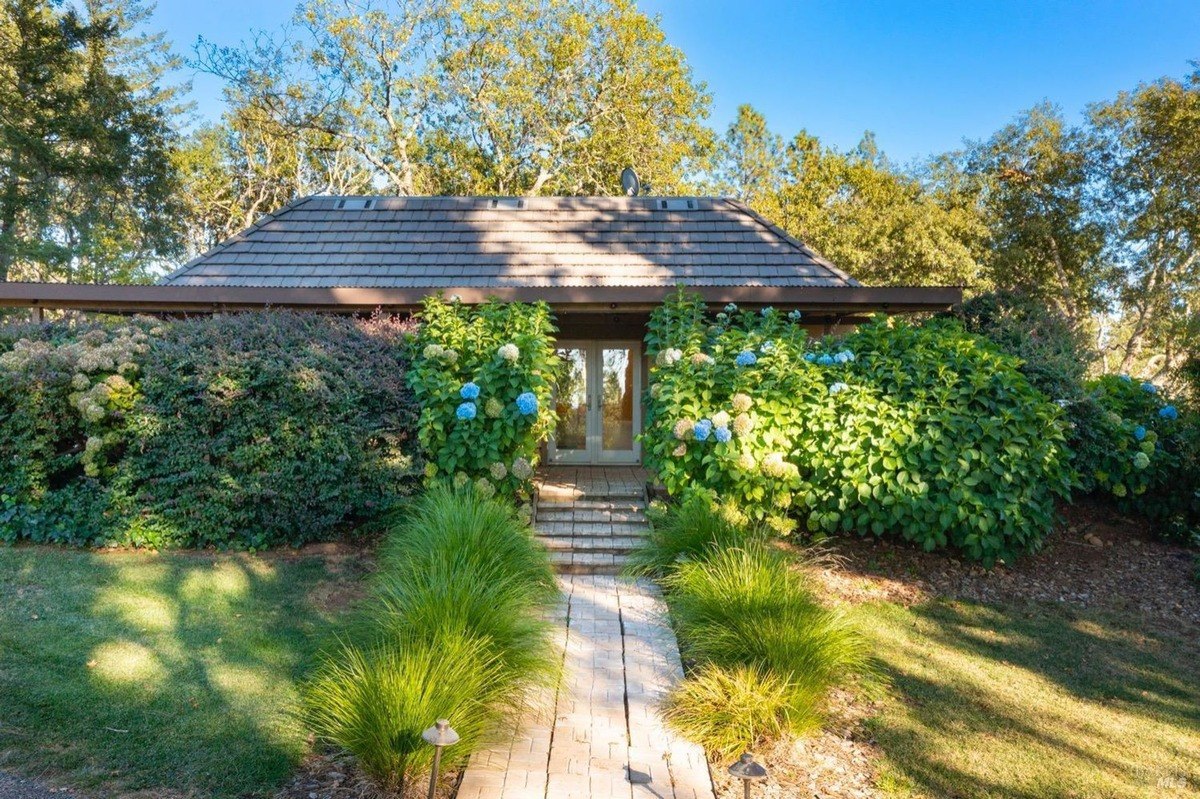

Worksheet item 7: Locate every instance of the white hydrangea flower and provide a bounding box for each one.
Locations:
[498,343,520,362]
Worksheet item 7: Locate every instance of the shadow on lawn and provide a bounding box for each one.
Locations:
[0,547,357,798]
[863,598,1200,798]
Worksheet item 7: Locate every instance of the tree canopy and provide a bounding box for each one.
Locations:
[0,0,1196,386]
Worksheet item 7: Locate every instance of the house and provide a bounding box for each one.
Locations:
[0,195,960,465]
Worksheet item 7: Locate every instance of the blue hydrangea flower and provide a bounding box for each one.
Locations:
[456,401,477,420]
[693,419,713,441]
[788,310,803,321]
[724,303,738,314]
[829,382,849,395]
[816,354,835,366]
[1133,425,1147,441]
[516,392,539,416]
[760,306,775,317]
[1141,381,1157,394]
[804,352,816,362]
[1159,405,1179,420]
[1119,374,1132,382]
[714,426,732,444]
[735,350,758,367]
[833,351,851,364]
[460,381,481,400]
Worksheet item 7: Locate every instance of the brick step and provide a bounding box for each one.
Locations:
[536,535,645,554]
[535,508,647,524]
[537,490,645,505]
[549,550,632,575]
[535,522,649,537]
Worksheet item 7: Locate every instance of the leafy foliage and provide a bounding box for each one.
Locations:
[191,0,711,204]
[644,289,1072,563]
[0,0,184,282]
[0,313,419,547]
[625,492,763,577]
[1083,376,1199,544]
[407,297,559,513]
[303,486,557,791]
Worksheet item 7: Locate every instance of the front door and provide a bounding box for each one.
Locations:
[549,341,642,464]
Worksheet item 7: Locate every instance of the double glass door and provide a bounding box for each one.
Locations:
[549,341,642,464]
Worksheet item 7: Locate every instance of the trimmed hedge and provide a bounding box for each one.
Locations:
[0,312,419,548]
[644,289,1072,564]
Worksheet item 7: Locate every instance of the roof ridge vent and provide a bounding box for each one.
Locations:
[337,198,374,210]
[658,198,697,211]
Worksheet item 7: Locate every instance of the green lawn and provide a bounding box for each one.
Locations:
[0,546,363,798]
[857,598,1200,799]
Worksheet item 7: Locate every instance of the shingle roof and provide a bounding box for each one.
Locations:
[162,196,862,290]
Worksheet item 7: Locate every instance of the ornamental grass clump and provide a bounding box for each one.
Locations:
[625,492,764,576]
[303,486,558,792]
[660,541,869,755]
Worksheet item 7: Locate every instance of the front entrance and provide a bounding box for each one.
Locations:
[549,341,642,464]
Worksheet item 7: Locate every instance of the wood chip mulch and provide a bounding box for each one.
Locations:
[706,499,1199,799]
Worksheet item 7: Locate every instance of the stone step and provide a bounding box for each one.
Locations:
[535,507,648,524]
[537,490,645,505]
[548,550,632,575]
[536,535,646,554]
[534,522,650,537]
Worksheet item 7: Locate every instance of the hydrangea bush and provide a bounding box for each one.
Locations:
[644,288,1073,564]
[1083,375,1198,543]
[407,297,559,513]
[0,313,419,547]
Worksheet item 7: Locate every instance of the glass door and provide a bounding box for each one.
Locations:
[550,344,590,463]
[549,341,641,464]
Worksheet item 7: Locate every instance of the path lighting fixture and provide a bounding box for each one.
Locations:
[727,752,768,799]
[422,719,460,799]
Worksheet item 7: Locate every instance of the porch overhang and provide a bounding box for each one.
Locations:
[0,282,962,316]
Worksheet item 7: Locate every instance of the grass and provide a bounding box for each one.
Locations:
[303,486,559,791]
[0,545,361,797]
[638,497,870,756]
[661,542,871,755]
[856,598,1200,798]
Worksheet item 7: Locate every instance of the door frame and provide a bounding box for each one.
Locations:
[548,340,642,465]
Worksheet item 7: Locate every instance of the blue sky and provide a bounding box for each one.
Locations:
[159,0,1200,165]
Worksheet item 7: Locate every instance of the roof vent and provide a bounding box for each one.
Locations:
[337,198,374,210]
[658,199,697,211]
[489,198,525,210]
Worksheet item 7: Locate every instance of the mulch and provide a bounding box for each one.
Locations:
[704,499,1200,799]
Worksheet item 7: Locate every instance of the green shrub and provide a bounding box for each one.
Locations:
[116,312,418,547]
[406,297,560,518]
[644,289,1072,563]
[953,290,1094,402]
[0,312,420,548]
[0,321,151,544]
[1084,375,1199,544]
[304,486,558,790]
[626,492,764,576]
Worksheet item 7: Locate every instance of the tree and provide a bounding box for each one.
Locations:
[1087,68,1200,375]
[775,132,984,287]
[710,104,784,215]
[0,0,184,283]
[962,103,1110,323]
[192,0,712,199]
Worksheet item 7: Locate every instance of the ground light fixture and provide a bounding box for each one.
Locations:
[727,752,768,799]
[422,719,460,799]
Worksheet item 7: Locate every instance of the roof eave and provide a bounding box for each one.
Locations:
[0,282,962,315]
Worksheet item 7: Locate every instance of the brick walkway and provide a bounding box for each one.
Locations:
[457,467,714,799]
